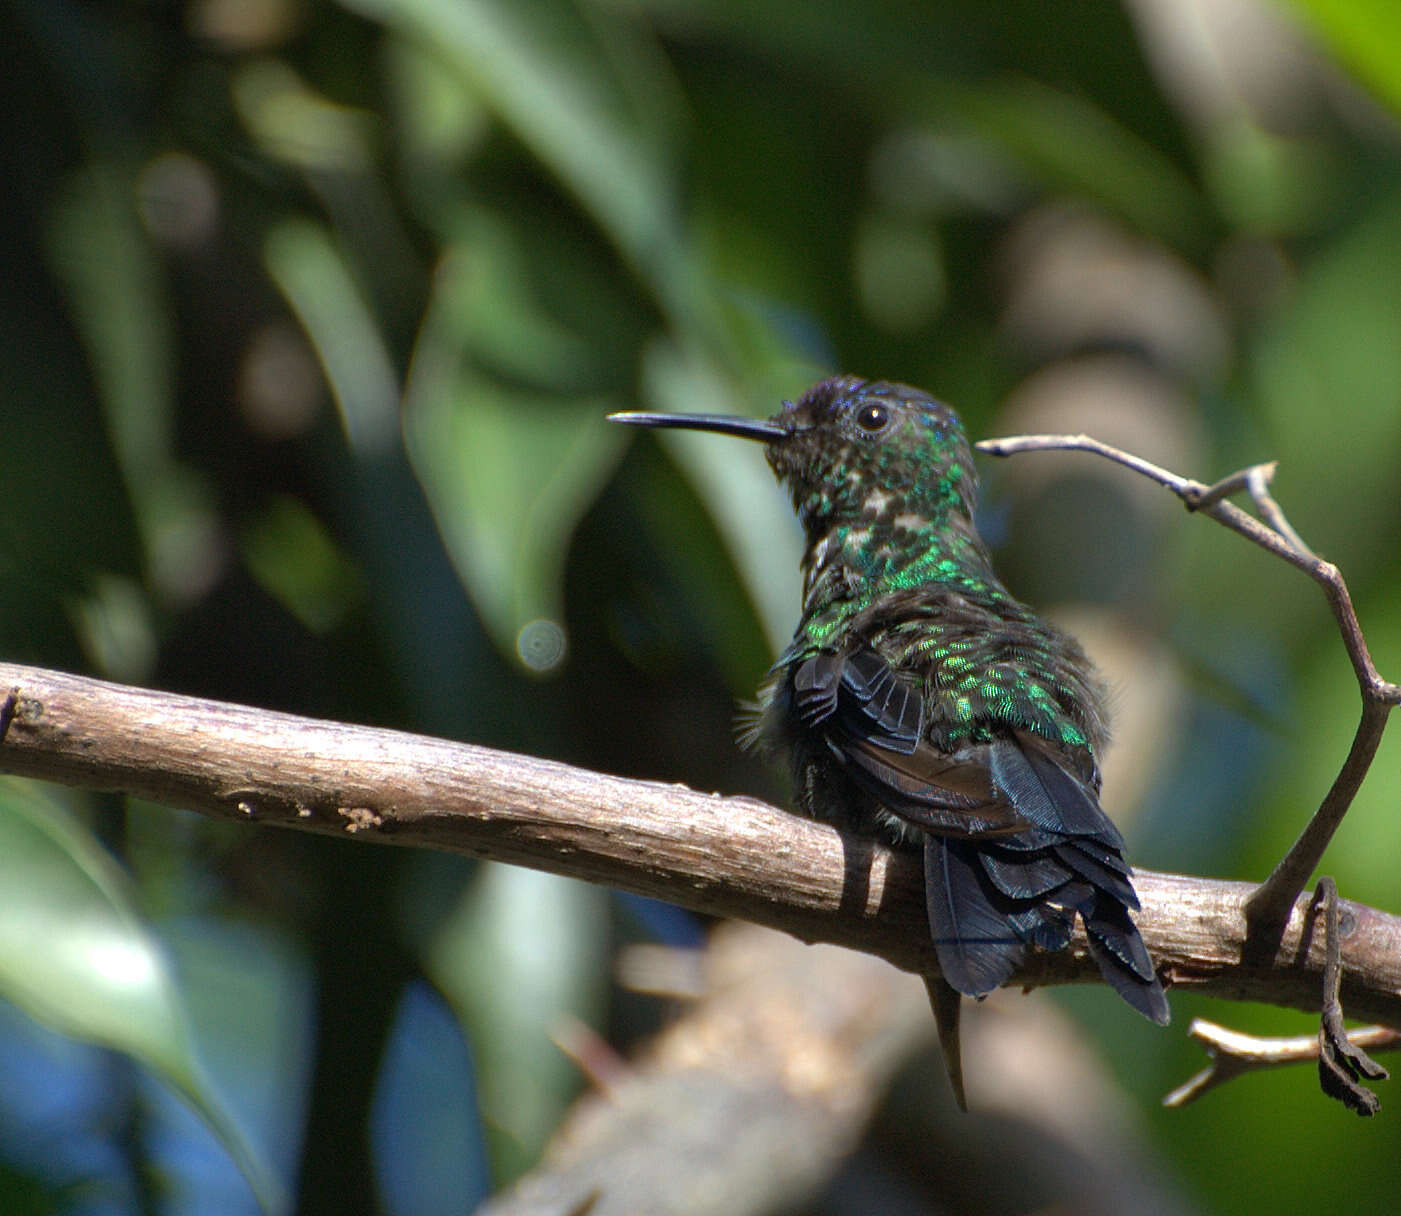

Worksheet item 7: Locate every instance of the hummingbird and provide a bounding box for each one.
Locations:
[610,375,1168,1106]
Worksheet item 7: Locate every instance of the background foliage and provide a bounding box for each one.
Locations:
[3,0,1401,1211]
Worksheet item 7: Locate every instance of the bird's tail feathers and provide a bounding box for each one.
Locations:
[923,834,1168,1024]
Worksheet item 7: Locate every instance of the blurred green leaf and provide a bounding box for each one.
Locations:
[43,163,202,649]
[233,58,376,172]
[0,782,284,1212]
[404,356,625,671]
[950,75,1210,248]
[341,0,697,320]
[1287,0,1401,116]
[264,218,401,456]
[641,340,805,654]
[241,496,364,633]
[1201,118,1341,236]
[46,165,173,487]
[425,865,607,1179]
[385,34,491,175]
[421,213,607,389]
[1252,182,1401,577]
[853,211,947,333]
[67,573,158,685]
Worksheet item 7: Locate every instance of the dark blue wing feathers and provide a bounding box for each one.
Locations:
[810,647,1166,1023]
[987,737,1125,846]
[924,837,1023,997]
[835,648,924,753]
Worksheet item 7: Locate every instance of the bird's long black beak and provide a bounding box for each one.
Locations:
[608,411,786,443]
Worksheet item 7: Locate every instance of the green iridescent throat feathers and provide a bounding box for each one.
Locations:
[611,376,1168,1107]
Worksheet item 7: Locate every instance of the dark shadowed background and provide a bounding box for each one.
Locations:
[3,0,1401,1212]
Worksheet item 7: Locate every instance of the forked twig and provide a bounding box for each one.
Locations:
[1162,1019,1401,1109]
[1243,464,1315,556]
[979,433,1401,1109]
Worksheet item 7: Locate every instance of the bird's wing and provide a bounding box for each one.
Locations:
[795,647,1168,1020]
[793,646,1134,843]
[987,732,1124,846]
[792,648,1018,834]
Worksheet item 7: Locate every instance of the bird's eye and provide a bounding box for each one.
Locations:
[855,403,889,433]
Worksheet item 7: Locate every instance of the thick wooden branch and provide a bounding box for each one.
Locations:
[482,926,1189,1216]
[3,660,1401,1025]
[478,925,937,1216]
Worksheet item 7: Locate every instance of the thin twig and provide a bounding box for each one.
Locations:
[1182,461,1268,511]
[1162,1019,1401,1109]
[977,434,1400,937]
[551,1015,633,1095]
[1244,463,1314,556]
[1315,877,1389,1114]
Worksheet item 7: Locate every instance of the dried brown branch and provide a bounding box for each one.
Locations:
[477,926,936,1216]
[1315,877,1390,1114]
[1162,1020,1401,1109]
[4,660,1401,1025]
[487,927,1193,1216]
[976,434,1401,937]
